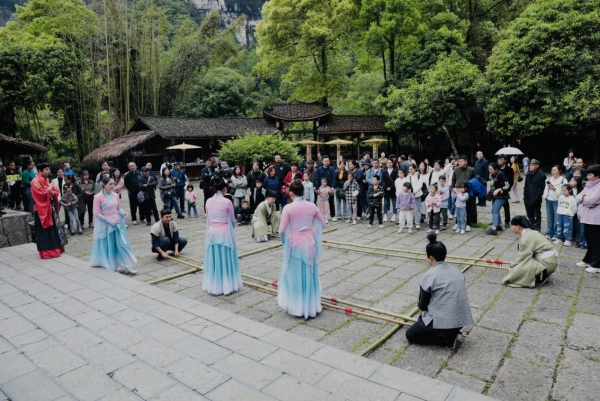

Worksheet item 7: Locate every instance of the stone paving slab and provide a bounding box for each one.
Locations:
[0,244,495,401]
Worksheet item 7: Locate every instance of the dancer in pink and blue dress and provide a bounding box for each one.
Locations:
[278,179,325,318]
[90,176,138,275]
[203,177,243,295]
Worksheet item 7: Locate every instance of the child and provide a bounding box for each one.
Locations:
[185,184,198,218]
[555,184,577,246]
[250,179,266,212]
[425,183,442,234]
[344,172,360,224]
[236,200,253,225]
[302,172,315,203]
[60,185,83,235]
[396,182,415,233]
[317,177,333,223]
[570,177,587,249]
[437,175,450,230]
[453,183,469,234]
[367,175,384,228]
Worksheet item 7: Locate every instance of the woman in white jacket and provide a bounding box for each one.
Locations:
[542,165,568,240]
[230,166,248,210]
[407,164,424,229]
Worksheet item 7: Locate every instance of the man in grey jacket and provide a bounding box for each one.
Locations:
[452,155,476,231]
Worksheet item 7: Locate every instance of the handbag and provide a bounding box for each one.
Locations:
[518,175,523,182]
[137,191,145,203]
[486,189,494,202]
[336,187,346,200]
[228,186,237,196]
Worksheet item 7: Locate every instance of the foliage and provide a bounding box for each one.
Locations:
[383,51,482,155]
[332,71,386,115]
[217,132,302,168]
[484,0,600,137]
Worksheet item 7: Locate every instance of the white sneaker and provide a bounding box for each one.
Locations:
[576,261,590,267]
[460,230,465,235]
[332,217,338,222]
[357,217,361,220]
[449,215,454,220]
[408,228,413,234]
[435,230,440,235]
[415,225,420,229]
[352,219,357,225]
[256,235,268,243]
[453,224,458,230]
[346,219,351,223]
[466,225,471,232]
[585,267,600,274]
[397,228,403,233]
[378,224,384,228]
[368,224,373,229]
[383,215,388,222]
[554,239,563,245]
[564,241,572,247]
[391,214,397,222]
[133,220,137,225]
[325,219,329,224]
[426,229,433,233]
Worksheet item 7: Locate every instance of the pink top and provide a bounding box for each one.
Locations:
[576,178,600,225]
[205,194,236,248]
[113,178,124,195]
[93,190,123,222]
[186,190,197,203]
[425,193,442,213]
[280,199,325,233]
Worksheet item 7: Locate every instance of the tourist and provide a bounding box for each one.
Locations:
[201,159,214,213]
[396,182,415,234]
[523,159,545,231]
[185,184,198,218]
[123,162,142,224]
[90,176,137,274]
[159,168,184,219]
[203,177,243,295]
[485,162,511,236]
[576,165,600,274]
[151,209,188,261]
[78,171,95,228]
[405,233,473,349]
[252,190,280,242]
[230,165,248,210]
[407,164,424,229]
[437,176,450,230]
[567,158,586,181]
[21,158,36,215]
[31,163,67,259]
[333,161,348,221]
[381,159,398,223]
[543,165,568,240]
[317,177,334,224]
[273,155,290,208]
[496,154,514,228]
[277,179,325,318]
[250,178,266,212]
[171,162,187,213]
[283,161,299,203]
[380,152,387,165]
[522,155,530,173]
[112,169,124,197]
[5,161,22,211]
[0,162,7,216]
[510,156,521,203]
[314,156,336,219]
[139,167,159,226]
[474,152,489,206]
[425,184,442,234]
[304,159,317,189]
[399,155,410,176]
[367,175,384,228]
[570,177,587,249]
[344,172,360,224]
[62,162,76,179]
[555,184,577,246]
[453,183,469,234]
[502,216,557,287]
[445,157,456,219]
[51,169,67,229]
[359,159,372,218]
[263,168,280,206]
[563,149,576,173]
[452,155,476,231]
[429,160,444,186]
[247,162,266,195]
[302,172,314,203]
[60,185,83,235]
[236,200,252,225]
[94,161,111,188]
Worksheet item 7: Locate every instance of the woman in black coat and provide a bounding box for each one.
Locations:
[486,162,511,235]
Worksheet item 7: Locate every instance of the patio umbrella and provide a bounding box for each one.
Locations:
[495,146,523,156]
[294,139,321,161]
[325,139,353,162]
[166,142,202,165]
[361,138,387,157]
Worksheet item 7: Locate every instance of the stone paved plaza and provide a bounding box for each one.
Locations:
[3,180,600,400]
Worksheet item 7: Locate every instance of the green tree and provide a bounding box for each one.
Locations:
[383,51,482,155]
[484,0,600,138]
[218,132,302,168]
[255,0,356,106]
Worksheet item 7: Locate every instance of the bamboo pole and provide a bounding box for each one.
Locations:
[324,243,508,270]
[359,246,495,356]
[323,239,511,266]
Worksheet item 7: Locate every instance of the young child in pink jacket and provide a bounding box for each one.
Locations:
[425,184,442,234]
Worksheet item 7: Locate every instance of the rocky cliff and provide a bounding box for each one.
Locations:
[192,0,267,45]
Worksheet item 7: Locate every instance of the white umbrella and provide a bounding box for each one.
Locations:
[495,146,523,156]
[166,142,202,165]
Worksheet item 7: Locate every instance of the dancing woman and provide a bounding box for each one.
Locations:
[203,177,243,295]
[90,176,137,275]
[278,179,325,318]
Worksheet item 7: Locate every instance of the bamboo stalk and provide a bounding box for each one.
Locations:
[323,239,511,265]
[321,301,412,326]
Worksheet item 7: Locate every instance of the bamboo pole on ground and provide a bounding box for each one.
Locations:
[358,246,495,356]
[323,239,511,266]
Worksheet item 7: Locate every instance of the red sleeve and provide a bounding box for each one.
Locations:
[284,171,292,186]
[31,177,54,229]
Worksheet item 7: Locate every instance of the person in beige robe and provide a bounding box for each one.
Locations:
[252,192,281,242]
[502,215,558,288]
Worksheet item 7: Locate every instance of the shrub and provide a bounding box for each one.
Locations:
[217,131,302,168]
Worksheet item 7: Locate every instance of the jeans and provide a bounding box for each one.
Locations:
[233,196,245,209]
[25,187,34,215]
[79,197,94,226]
[156,236,188,253]
[336,195,347,218]
[187,202,198,217]
[448,195,455,216]
[383,196,397,215]
[574,218,587,245]
[546,199,558,238]
[176,187,186,214]
[414,198,422,225]
[66,208,81,232]
[491,198,506,228]
[456,207,466,230]
[163,194,181,214]
[360,188,369,216]
[555,214,573,241]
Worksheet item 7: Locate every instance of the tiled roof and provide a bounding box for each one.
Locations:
[263,102,333,121]
[137,116,280,138]
[318,115,387,135]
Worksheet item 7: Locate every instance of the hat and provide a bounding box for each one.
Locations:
[497,154,508,160]
[265,189,277,198]
[172,162,180,166]
[530,159,540,165]
[141,166,148,172]
[510,215,531,228]
[361,158,372,167]
[307,159,315,164]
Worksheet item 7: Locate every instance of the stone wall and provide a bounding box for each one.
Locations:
[0,211,32,248]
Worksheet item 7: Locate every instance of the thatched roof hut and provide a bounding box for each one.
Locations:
[82,131,157,164]
[0,134,48,157]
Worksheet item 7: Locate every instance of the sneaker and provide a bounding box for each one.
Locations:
[585,267,600,274]
[177,214,185,219]
[445,335,458,350]
[357,217,362,220]
[442,225,447,230]
[576,261,590,267]
[435,230,440,235]
[550,237,557,242]
[78,229,83,235]
[195,215,198,218]
[426,229,433,233]
[575,242,581,248]
[368,224,373,229]
[504,223,510,228]
[452,224,458,230]
[465,225,471,232]
[564,241,572,247]
[554,239,563,245]
[64,224,69,230]
[581,245,588,249]
[346,219,351,223]
[70,231,75,236]
[415,225,420,229]
[352,220,357,225]
[485,227,497,236]
[391,214,397,222]
[397,228,403,234]
[378,224,384,228]
[325,219,329,224]
[383,215,388,222]
[332,217,338,222]
[460,230,465,235]
[408,228,413,234]
[146,221,151,226]
[133,220,137,225]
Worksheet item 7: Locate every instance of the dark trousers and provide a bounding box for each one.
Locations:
[8,188,21,209]
[154,236,188,253]
[203,186,212,213]
[128,194,140,221]
[502,198,511,224]
[428,211,440,229]
[466,196,477,226]
[525,198,542,231]
[79,198,94,226]
[141,199,159,223]
[356,195,363,218]
[176,187,186,214]
[369,205,382,225]
[329,195,335,218]
[405,316,460,347]
[583,224,600,268]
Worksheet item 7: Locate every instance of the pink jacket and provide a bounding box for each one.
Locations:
[425,193,441,213]
[576,179,600,225]
[185,190,197,203]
